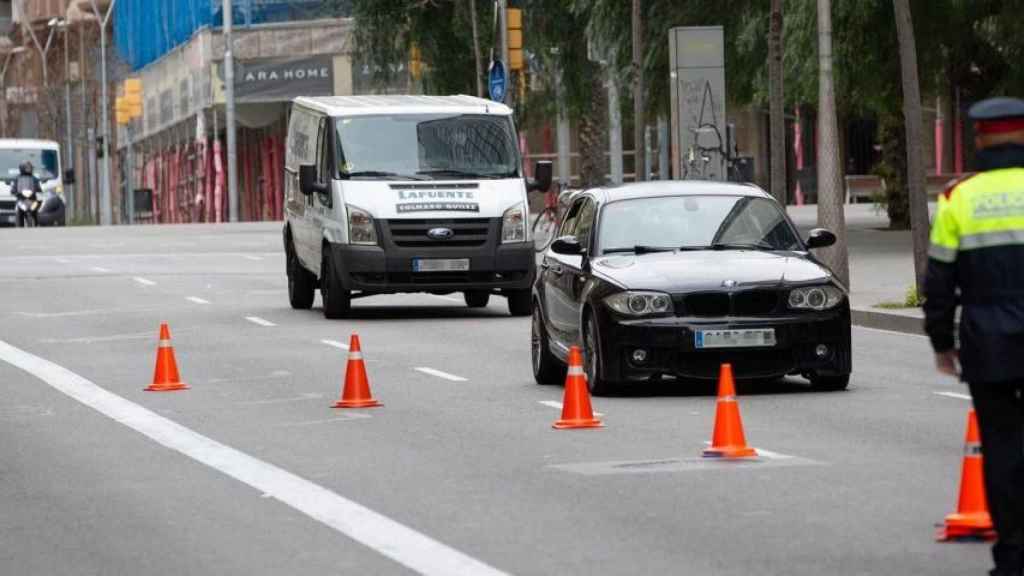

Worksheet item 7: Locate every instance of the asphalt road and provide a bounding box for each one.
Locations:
[0,222,990,576]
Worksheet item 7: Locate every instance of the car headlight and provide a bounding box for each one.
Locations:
[347,204,378,246]
[788,285,844,310]
[502,203,526,243]
[605,291,674,317]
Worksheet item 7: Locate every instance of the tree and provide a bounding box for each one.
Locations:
[768,0,785,204]
[632,0,645,182]
[816,0,850,287]
[469,0,483,98]
[893,0,929,295]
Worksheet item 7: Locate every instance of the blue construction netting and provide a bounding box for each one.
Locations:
[114,0,352,71]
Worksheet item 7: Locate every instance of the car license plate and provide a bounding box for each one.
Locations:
[695,328,776,349]
[412,258,470,272]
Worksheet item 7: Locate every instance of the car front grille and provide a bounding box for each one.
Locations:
[0,198,15,211]
[679,289,781,317]
[385,218,494,248]
[673,348,796,380]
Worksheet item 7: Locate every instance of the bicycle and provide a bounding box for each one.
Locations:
[532,182,565,253]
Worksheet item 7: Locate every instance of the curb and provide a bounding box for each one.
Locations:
[851,307,925,336]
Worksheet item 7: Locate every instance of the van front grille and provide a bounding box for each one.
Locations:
[385,218,494,248]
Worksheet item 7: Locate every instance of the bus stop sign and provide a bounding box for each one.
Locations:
[488,60,507,103]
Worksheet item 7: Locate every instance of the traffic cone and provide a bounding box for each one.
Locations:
[937,409,996,541]
[703,364,757,458]
[145,323,189,392]
[332,334,382,408]
[553,346,603,429]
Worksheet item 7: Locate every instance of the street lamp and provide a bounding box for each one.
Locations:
[49,17,74,219]
[0,45,27,138]
[78,0,116,226]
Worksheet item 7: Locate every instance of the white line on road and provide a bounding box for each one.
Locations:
[55,257,71,264]
[934,391,972,401]
[0,340,509,576]
[430,295,464,303]
[186,296,211,305]
[245,316,276,327]
[243,255,264,261]
[133,276,156,286]
[415,367,468,382]
[38,331,158,344]
[239,393,323,406]
[321,339,349,350]
[852,325,930,340]
[90,266,111,273]
[276,415,374,427]
[538,400,604,417]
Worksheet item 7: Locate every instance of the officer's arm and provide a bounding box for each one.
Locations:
[923,192,959,352]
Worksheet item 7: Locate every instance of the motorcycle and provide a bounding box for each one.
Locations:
[14,179,41,228]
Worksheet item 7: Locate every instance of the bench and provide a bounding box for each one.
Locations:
[845,175,886,204]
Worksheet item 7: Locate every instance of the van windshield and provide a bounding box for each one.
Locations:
[0,148,59,181]
[335,114,520,180]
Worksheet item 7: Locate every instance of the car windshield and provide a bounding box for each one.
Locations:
[335,114,520,180]
[0,148,58,181]
[598,195,802,254]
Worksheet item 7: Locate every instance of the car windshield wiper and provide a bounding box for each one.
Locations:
[415,169,511,179]
[342,171,425,180]
[709,242,777,251]
[603,245,678,255]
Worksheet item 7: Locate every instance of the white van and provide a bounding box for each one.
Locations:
[283,95,551,318]
[0,139,67,226]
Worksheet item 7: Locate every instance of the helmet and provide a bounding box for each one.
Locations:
[18,161,33,175]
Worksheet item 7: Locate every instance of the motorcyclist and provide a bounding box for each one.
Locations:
[12,161,42,227]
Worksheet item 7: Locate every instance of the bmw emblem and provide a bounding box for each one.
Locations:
[722,280,738,288]
[427,227,455,240]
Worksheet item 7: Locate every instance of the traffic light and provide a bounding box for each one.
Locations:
[409,44,423,81]
[507,7,523,71]
[124,78,143,119]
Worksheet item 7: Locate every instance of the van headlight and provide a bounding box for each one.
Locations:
[788,285,844,310]
[605,291,674,317]
[347,204,378,246]
[502,204,526,243]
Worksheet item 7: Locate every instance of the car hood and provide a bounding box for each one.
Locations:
[591,250,833,292]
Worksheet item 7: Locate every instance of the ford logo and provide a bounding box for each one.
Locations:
[427,227,455,240]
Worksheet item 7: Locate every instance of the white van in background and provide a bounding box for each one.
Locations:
[0,139,68,226]
[283,95,551,318]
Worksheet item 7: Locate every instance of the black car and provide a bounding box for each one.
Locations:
[531,181,851,395]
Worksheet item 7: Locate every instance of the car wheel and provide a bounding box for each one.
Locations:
[532,303,566,385]
[464,290,490,308]
[287,246,315,310]
[583,313,618,396]
[809,373,850,391]
[507,289,531,317]
[320,249,351,319]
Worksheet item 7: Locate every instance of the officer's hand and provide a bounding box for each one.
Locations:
[935,350,960,377]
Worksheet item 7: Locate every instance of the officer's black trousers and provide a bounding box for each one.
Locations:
[969,380,1024,573]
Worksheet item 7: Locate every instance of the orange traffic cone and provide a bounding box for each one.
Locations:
[332,334,382,409]
[937,409,996,541]
[145,323,189,392]
[553,346,603,429]
[703,364,757,458]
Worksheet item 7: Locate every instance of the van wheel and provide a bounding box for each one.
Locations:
[321,250,351,319]
[464,290,490,308]
[507,289,531,317]
[287,248,315,310]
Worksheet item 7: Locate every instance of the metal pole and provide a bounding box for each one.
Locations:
[631,0,645,182]
[126,122,133,224]
[223,0,239,222]
[498,0,508,105]
[63,24,74,221]
[80,26,89,222]
[89,0,116,226]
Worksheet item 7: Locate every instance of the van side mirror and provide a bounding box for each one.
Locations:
[63,169,75,186]
[528,160,553,193]
[550,236,585,256]
[806,228,837,249]
[299,164,321,195]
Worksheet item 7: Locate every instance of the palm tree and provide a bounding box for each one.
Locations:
[816,0,850,287]
[769,0,785,204]
[893,0,929,295]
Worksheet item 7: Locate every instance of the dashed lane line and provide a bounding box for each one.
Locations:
[0,340,509,576]
[245,316,276,327]
[186,296,211,305]
[934,391,972,401]
[90,266,112,273]
[414,367,468,382]
[538,400,604,417]
[243,255,264,261]
[238,393,322,406]
[321,339,349,350]
[55,257,71,264]
[133,276,157,286]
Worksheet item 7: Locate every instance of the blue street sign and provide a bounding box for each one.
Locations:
[488,60,507,103]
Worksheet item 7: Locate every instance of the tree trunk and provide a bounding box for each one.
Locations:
[469,0,483,98]
[632,0,645,182]
[816,0,850,287]
[893,0,930,295]
[769,0,786,204]
[578,67,609,189]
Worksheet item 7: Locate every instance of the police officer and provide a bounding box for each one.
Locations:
[925,97,1024,576]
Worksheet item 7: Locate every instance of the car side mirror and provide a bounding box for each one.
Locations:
[299,164,321,196]
[806,228,837,249]
[63,169,75,185]
[550,236,585,256]
[528,160,553,193]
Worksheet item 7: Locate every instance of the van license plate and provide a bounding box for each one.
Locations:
[695,329,776,349]
[413,258,470,272]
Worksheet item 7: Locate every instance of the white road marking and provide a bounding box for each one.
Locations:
[431,295,463,304]
[321,339,349,350]
[277,415,374,427]
[90,266,112,273]
[133,276,156,286]
[852,325,930,340]
[239,393,323,406]
[538,400,604,417]
[39,331,159,344]
[55,257,71,264]
[243,255,264,261]
[19,306,168,318]
[934,391,972,401]
[186,296,211,305]
[415,367,468,382]
[0,340,509,576]
[245,316,276,327]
